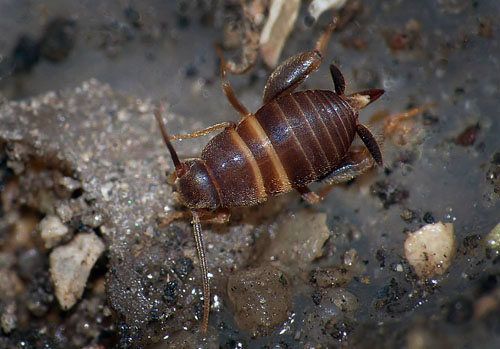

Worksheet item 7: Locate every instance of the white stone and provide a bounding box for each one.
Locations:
[264,209,330,266]
[404,222,455,279]
[39,215,69,249]
[55,203,73,223]
[50,233,105,310]
[308,0,347,21]
[259,0,301,68]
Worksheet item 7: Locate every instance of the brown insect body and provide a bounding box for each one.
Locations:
[180,90,361,210]
[155,18,384,334]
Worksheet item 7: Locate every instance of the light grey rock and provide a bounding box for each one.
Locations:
[50,232,105,310]
[39,215,69,249]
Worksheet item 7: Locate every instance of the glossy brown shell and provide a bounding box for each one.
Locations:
[200,89,357,208]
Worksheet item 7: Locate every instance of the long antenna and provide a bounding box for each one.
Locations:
[191,212,210,333]
[154,108,210,332]
[154,106,186,178]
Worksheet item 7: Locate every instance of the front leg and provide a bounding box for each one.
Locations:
[194,208,231,224]
[168,122,236,140]
[161,207,231,226]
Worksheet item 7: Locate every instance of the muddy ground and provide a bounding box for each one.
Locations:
[0,0,499,348]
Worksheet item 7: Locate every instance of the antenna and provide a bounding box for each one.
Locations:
[191,212,210,333]
[154,107,210,332]
[154,106,187,178]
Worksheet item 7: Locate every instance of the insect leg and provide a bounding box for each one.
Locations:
[168,122,236,140]
[315,17,338,55]
[158,210,190,227]
[262,17,338,104]
[295,185,322,205]
[295,182,339,204]
[196,208,231,224]
[322,147,377,185]
[215,44,252,118]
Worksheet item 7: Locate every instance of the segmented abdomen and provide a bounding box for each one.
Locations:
[201,90,357,207]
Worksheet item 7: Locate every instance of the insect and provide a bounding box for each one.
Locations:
[155,18,383,333]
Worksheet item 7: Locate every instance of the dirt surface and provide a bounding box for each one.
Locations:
[1,0,500,348]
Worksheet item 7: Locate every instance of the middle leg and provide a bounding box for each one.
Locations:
[215,44,252,118]
[295,185,322,205]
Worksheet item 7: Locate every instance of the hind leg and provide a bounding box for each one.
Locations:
[294,146,378,204]
[262,18,338,103]
[323,147,377,185]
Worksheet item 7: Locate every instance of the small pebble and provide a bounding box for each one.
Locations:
[1,303,17,334]
[404,222,456,278]
[308,0,347,21]
[260,0,301,68]
[400,208,417,222]
[81,212,104,228]
[50,232,105,310]
[422,212,435,224]
[485,222,500,257]
[55,203,73,223]
[264,209,330,266]
[310,266,352,288]
[57,176,82,192]
[39,215,70,249]
[328,289,360,313]
[227,266,292,336]
[455,124,480,147]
